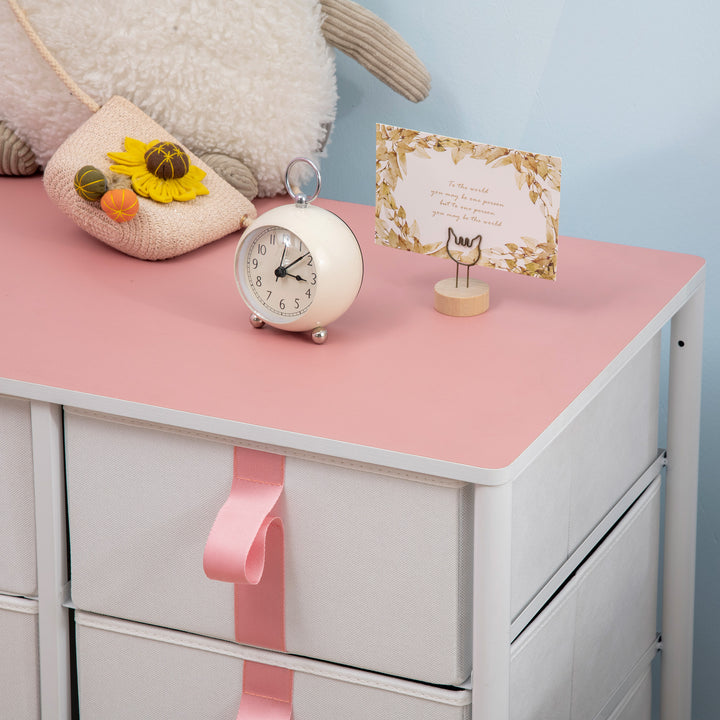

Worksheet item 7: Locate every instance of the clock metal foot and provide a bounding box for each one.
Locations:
[311,327,327,344]
[250,314,266,328]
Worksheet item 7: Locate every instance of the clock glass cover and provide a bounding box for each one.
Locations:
[243,225,317,320]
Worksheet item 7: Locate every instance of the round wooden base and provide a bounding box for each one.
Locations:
[434,278,490,317]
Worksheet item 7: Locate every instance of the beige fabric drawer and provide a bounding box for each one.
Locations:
[610,668,653,720]
[0,594,40,719]
[510,476,660,719]
[65,407,474,685]
[0,395,37,596]
[510,333,660,618]
[74,610,472,720]
[73,477,659,720]
[64,334,659,686]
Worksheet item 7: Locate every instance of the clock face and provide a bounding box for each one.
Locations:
[243,226,317,319]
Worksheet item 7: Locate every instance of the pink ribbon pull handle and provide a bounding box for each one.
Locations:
[236,661,293,720]
[203,446,286,650]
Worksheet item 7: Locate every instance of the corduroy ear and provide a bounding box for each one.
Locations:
[44,97,256,260]
[320,0,431,102]
[0,121,38,176]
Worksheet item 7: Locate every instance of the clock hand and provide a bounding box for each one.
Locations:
[274,267,306,282]
[275,244,288,282]
[283,251,310,271]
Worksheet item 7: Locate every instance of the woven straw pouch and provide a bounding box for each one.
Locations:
[43,96,256,260]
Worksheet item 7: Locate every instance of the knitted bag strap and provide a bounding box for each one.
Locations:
[6,0,100,113]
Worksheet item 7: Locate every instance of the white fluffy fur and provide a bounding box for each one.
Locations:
[0,0,337,196]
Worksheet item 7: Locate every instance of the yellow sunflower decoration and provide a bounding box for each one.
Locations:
[108,138,209,203]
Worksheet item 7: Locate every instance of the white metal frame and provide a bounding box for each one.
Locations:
[661,285,705,719]
[31,401,71,720]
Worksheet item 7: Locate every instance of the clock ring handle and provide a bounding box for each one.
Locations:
[285,157,322,207]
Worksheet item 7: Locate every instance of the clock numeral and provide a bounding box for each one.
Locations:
[256,276,262,287]
[310,273,317,285]
[251,258,258,269]
[258,244,267,256]
[295,298,300,309]
[269,233,276,244]
[305,289,311,299]
[266,290,272,300]
[279,299,286,310]
[307,257,313,267]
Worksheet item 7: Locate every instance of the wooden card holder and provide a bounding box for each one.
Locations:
[434,278,490,317]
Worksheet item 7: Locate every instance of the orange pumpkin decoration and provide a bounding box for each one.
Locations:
[101,188,139,223]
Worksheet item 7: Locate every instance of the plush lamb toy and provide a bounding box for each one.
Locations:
[0,0,430,199]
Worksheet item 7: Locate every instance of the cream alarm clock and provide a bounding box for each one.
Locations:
[234,158,364,344]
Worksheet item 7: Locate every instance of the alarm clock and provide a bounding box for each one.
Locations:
[234,158,363,343]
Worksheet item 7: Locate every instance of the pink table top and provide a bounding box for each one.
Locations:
[0,177,705,474]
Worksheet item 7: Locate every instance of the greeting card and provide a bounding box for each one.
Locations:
[375,124,561,281]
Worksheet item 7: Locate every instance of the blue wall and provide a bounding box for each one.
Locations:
[320,1,719,717]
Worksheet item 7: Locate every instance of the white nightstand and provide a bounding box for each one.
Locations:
[0,177,705,719]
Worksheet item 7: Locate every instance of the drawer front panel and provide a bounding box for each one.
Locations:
[64,409,473,685]
[0,395,37,596]
[510,477,660,720]
[0,594,40,719]
[511,333,660,618]
[74,610,472,720]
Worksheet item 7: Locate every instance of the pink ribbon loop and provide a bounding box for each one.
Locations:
[204,447,292,716]
[203,446,287,651]
[203,447,285,585]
